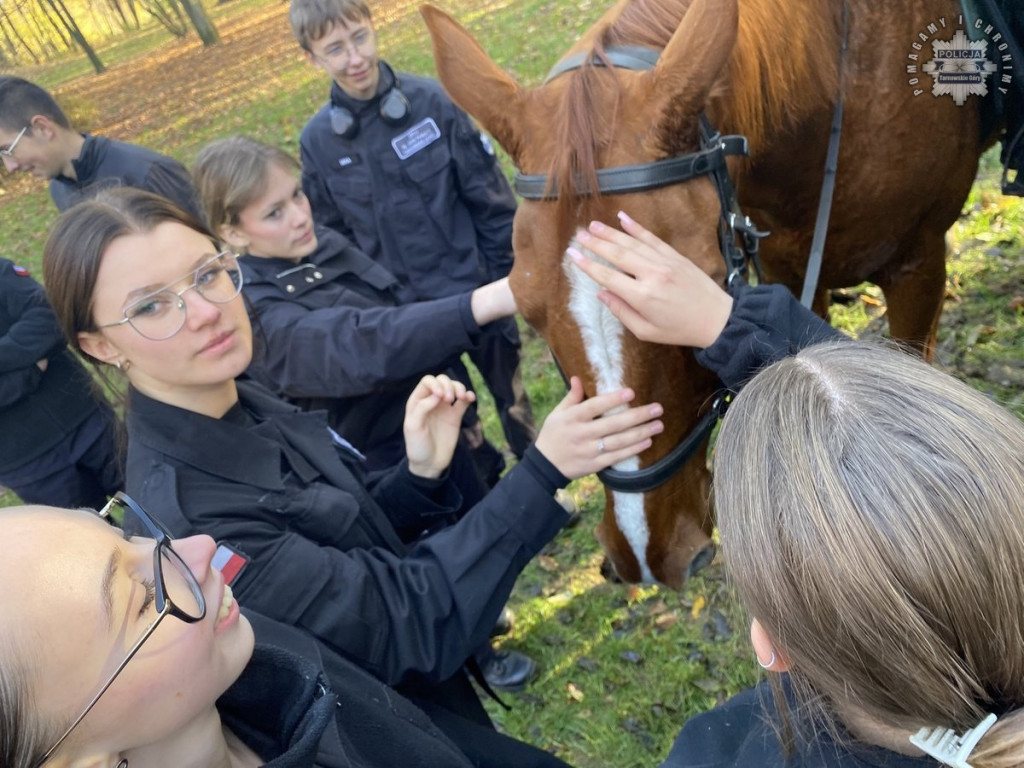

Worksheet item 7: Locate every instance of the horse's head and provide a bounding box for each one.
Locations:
[422,0,739,589]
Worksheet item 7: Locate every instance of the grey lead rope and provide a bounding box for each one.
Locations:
[800,1,848,308]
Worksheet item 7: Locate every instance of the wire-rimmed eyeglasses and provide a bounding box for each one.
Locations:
[35,492,206,766]
[0,125,29,159]
[314,27,375,69]
[99,251,243,341]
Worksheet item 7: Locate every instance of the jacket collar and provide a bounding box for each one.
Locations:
[239,225,398,299]
[127,381,337,490]
[219,642,343,766]
[52,133,106,186]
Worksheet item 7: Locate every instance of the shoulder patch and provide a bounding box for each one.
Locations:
[479,133,496,156]
[212,542,251,585]
[12,265,30,277]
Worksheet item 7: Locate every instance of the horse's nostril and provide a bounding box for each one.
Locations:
[599,554,624,583]
[686,543,716,579]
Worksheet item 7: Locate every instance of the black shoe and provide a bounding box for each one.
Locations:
[490,607,515,638]
[477,648,537,692]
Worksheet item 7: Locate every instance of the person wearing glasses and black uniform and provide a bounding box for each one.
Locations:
[291,0,537,487]
[0,76,199,217]
[0,496,527,768]
[41,188,663,768]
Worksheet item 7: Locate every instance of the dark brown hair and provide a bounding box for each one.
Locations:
[43,188,218,364]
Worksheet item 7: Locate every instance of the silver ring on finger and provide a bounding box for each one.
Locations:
[597,437,606,453]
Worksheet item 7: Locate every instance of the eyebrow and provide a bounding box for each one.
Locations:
[122,252,218,304]
[101,547,120,629]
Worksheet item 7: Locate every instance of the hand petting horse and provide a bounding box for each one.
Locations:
[421,0,998,589]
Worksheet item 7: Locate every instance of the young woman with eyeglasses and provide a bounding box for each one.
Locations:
[42,187,663,768]
[1,496,536,768]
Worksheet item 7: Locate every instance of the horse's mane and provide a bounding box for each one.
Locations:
[548,0,842,214]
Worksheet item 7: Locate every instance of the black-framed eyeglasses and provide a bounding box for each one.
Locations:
[98,251,243,341]
[0,125,28,159]
[35,492,206,766]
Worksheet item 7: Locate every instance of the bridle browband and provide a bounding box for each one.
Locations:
[518,45,768,493]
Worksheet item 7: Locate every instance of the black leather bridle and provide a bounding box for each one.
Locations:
[515,45,768,493]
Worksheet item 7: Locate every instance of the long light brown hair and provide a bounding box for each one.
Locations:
[715,341,1024,766]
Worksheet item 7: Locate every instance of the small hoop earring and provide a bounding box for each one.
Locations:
[115,759,129,768]
[114,359,121,370]
[756,651,776,670]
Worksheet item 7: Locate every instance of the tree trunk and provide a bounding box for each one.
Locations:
[176,0,217,45]
[2,4,42,63]
[41,0,105,73]
[35,0,74,51]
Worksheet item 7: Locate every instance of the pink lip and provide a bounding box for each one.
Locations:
[198,330,234,355]
[215,596,240,633]
[295,229,314,246]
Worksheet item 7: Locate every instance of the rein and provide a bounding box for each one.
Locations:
[518,45,765,493]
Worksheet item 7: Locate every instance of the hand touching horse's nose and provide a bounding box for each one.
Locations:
[534,376,663,480]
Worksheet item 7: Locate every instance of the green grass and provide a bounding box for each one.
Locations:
[0,2,1022,766]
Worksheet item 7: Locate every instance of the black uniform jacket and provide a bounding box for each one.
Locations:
[0,259,100,472]
[124,380,570,688]
[49,134,200,218]
[300,63,516,301]
[660,681,934,768]
[241,226,482,453]
[696,282,843,391]
[230,612,477,768]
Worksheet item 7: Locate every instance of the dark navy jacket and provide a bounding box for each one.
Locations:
[49,134,199,218]
[124,380,570,720]
[661,681,934,768]
[696,282,843,391]
[0,259,102,472]
[300,64,516,302]
[240,226,482,454]
[241,611,568,767]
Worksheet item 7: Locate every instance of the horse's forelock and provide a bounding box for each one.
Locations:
[545,0,693,225]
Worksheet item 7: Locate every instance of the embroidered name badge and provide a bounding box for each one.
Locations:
[212,542,251,586]
[391,117,441,160]
[337,154,361,168]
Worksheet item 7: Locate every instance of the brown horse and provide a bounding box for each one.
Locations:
[421,0,994,588]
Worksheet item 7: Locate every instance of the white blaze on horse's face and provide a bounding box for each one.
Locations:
[563,238,655,583]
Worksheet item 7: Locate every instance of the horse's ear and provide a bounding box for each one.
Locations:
[420,5,525,163]
[642,0,738,146]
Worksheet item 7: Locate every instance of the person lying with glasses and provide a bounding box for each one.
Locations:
[41,188,663,768]
[1,495,529,767]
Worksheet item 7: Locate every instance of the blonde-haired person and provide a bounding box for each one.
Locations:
[573,214,1024,768]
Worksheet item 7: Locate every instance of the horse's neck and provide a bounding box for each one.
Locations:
[712,0,842,151]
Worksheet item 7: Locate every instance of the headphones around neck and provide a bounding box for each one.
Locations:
[329,63,410,139]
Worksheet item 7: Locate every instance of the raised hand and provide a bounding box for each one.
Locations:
[534,376,663,480]
[404,374,476,479]
[568,211,734,349]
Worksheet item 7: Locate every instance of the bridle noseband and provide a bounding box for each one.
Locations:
[515,45,769,493]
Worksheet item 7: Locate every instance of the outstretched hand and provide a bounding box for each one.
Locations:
[568,212,734,349]
[534,376,663,481]
[404,374,476,479]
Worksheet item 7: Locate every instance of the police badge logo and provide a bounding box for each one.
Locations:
[907,15,1014,104]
